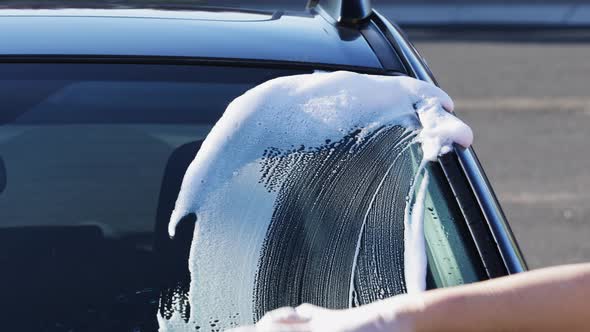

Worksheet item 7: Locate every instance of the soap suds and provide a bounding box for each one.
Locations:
[167,71,454,236]
[160,71,472,330]
[404,169,430,294]
[402,97,472,294]
[416,98,473,162]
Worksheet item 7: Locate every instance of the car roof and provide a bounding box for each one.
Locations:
[0,8,387,71]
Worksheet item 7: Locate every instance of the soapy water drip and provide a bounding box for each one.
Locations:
[404,163,430,294]
[160,71,472,331]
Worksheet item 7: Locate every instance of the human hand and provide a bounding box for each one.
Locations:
[227,294,420,332]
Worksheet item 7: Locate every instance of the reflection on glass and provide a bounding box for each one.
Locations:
[0,64,482,332]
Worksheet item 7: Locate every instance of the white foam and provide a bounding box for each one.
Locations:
[416,97,473,162]
[404,169,430,294]
[403,97,473,294]
[161,71,472,330]
[168,71,455,237]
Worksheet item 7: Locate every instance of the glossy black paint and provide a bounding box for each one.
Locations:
[0,8,391,71]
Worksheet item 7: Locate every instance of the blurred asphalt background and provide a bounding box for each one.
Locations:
[2,0,589,269]
[414,30,590,269]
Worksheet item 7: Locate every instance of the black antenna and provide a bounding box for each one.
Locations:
[307,0,372,25]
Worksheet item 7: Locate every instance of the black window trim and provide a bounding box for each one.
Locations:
[370,9,528,277]
[0,55,404,77]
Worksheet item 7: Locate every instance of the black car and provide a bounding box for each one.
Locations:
[0,1,526,331]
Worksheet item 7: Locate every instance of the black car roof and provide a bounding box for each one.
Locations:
[0,8,392,71]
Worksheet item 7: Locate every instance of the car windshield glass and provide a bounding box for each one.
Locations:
[0,63,483,331]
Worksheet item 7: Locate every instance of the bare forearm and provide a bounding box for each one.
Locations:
[408,263,590,332]
[234,264,590,332]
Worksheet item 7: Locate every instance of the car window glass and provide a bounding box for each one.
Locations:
[0,64,483,332]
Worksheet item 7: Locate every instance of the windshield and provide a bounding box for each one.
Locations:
[0,63,483,331]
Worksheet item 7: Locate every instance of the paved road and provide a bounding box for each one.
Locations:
[408,29,590,268]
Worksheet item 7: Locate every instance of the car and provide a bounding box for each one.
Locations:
[0,0,527,331]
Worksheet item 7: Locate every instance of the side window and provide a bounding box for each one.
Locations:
[423,159,485,288]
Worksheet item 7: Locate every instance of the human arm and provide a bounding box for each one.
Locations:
[230,263,590,332]
[412,263,590,332]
